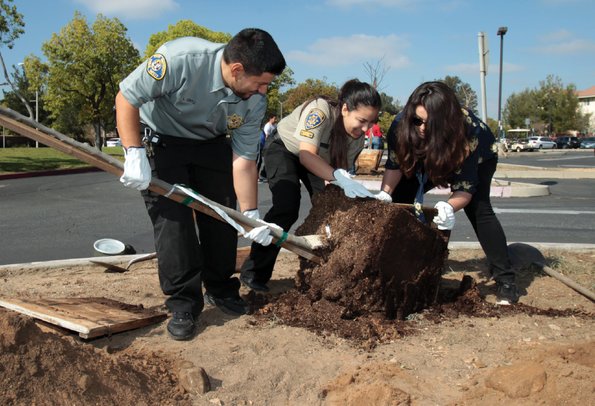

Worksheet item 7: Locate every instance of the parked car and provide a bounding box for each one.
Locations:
[579,137,595,149]
[527,136,556,149]
[106,138,122,147]
[555,136,580,149]
[509,139,533,152]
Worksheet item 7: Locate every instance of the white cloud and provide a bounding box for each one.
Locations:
[533,30,595,54]
[287,34,410,69]
[534,38,595,54]
[72,0,179,20]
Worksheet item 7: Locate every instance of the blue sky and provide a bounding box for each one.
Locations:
[3,0,595,120]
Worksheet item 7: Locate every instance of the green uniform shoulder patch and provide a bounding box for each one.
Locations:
[147,54,167,80]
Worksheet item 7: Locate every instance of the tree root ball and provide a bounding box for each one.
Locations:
[295,186,448,321]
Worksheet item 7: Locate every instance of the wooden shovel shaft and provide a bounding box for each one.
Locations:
[0,107,323,263]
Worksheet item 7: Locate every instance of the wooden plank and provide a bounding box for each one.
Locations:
[0,297,167,339]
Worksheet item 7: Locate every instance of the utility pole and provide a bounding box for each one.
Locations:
[477,32,489,123]
[497,26,508,140]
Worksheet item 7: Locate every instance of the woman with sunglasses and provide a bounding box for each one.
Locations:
[240,79,381,292]
[376,81,519,305]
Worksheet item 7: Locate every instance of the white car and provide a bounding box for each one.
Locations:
[527,136,556,150]
[106,138,122,147]
[510,139,533,152]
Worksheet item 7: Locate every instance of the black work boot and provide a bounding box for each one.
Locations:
[204,291,248,315]
[495,281,520,305]
[240,271,270,293]
[167,312,196,340]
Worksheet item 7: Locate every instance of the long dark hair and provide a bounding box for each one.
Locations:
[328,79,381,169]
[395,81,467,186]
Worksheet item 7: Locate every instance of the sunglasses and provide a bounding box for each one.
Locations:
[412,116,427,127]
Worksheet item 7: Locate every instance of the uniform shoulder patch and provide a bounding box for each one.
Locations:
[146,53,167,80]
[304,108,326,130]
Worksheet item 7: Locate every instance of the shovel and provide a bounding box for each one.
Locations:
[90,252,157,273]
[508,242,595,302]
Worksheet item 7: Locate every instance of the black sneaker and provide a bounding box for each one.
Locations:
[167,312,196,340]
[496,282,520,305]
[240,272,270,293]
[204,291,248,315]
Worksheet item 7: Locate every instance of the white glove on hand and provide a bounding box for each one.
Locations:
[245,219,282,246]
[375,191,393,203]
[120,147,151,190]
[242,209,260,220]
[331,169,375,199]
[244,225,273,246]
[433,201,456,230]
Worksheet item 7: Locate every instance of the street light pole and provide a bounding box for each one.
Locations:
[497,26,508,141]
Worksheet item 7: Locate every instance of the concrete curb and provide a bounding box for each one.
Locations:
[2,243,594,272]
[0,253,154,272]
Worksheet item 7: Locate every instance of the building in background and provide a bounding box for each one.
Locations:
[577,86,595,135]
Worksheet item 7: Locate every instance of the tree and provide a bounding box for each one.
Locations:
[0,0,30,117]
[40,12,140,147]
[503,89,539,130]
[266,67,295,119]
[144,20,231,58]
[379,92,401,115]
[363,57,390,91]
[281,78,338,114]
[504,75,588,135]
[2,59,50,125]
[535,75,585,135]
[440,75,478,113]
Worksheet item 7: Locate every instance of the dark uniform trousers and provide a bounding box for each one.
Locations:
[241,136,325,284]
[392,157,514,284]
[141,134,240,317]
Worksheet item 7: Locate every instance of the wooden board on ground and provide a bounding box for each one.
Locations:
[0,297,167,339]
[356,149,383,172]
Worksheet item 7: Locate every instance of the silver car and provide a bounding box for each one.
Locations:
[527,136,556,149]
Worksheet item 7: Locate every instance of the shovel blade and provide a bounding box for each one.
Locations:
[89,260,129,273]
[508,242,547,269]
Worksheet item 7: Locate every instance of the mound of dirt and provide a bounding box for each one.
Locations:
[0,309,190,405]
[262,186,448,345]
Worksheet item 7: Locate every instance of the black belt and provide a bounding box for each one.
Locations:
[140,124,226,146]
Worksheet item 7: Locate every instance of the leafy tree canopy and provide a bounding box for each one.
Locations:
[282,78,339,115]
[504,75,589,135]
[40,12,141,145]
[144,20,231,58]
[439,75,478,114]
[0,0,24,49]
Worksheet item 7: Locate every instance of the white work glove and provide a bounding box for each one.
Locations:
[375,190,393,203]
[244,219,282,246]
[172,184,280,246]
[120,147,151,190]
[242,209,260,220]
[433,201,456,230]
[331,169,375,199]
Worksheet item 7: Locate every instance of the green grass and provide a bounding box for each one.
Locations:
[0,147,124,174]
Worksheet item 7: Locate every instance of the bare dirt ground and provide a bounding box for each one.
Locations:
[1,245,593,406]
